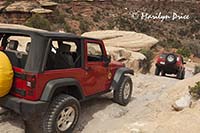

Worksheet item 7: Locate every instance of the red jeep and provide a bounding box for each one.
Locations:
[0,25,133,133]
[155,53,186,79]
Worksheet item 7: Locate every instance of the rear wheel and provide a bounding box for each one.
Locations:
[155,66,161,76]
[177,69,185,80]
[43,94,80,133]
[113,76,133,106]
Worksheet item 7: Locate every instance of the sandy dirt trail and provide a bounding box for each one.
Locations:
[0,66,194,133]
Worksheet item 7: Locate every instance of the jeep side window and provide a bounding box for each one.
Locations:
[3,35,31,68]
[46,40,81,70]
[87,42,103,62]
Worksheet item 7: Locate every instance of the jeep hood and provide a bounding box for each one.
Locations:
[109,61,124,68]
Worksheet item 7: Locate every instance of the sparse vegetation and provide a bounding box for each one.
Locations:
[190,23,200,34]
[188,43,200,58]
[25,14,51,31]
[177,47,191,58]
[5,0,14,6]
[79,19,90,34]
[178,29,189,37]
[189,81,200,99]
[194,65,200,75]
[157,38,182,49]
[93,11,101,22]
[140,49,154,73]
[53,10,65,24]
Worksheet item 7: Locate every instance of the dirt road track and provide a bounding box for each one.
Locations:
[0,66,194,133]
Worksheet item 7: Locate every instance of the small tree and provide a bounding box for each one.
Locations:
[194,65,200,75]
[140,49,154,73]
[25,14,51,31]
[189,81,200,99]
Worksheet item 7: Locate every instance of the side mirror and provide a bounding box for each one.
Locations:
[103,55,111,67]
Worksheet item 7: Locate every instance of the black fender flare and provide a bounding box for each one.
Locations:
[40,78,85,101]
[110,67,134,91]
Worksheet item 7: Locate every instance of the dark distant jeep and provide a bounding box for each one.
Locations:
[0,24,133,133]
[155,53,186,79]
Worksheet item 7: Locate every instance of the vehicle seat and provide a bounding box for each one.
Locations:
[54,44,74,69]
[4,40,20,67]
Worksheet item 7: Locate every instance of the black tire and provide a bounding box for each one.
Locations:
[161,71,166,76]
[43,94,80,133]
[113,76,133,106]
[177,69,185,80]
[155,66,161,76]
[181,70,185,80]
[177,70,181,79]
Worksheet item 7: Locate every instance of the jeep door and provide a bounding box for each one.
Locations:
[84,39,110,95]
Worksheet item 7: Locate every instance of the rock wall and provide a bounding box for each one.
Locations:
[82,30,158,72]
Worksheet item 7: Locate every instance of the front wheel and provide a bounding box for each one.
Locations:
[43,94,80,133]
[113,76,133,106]
[155,66,161,76]
[177,69,185,80]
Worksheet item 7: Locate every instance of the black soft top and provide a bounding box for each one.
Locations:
[0,24,79,38]
[0,24,101,73]
[0,24,100,41]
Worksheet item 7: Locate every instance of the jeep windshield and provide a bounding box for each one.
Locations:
[160,53,167,59]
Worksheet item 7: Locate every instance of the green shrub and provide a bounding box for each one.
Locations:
[52,0,72,3]
[190,23,200,33]
[189,81,200,99]
[176,47,191,57]
[25,14,51,30]
[194,65,200,75]
[93,10,101,22]
[79,19,90,34]
[188,43,200,58]
[5,0,14,6]
[53,10,65,24]
[63,22,72,32]
[178,29,189,37]
[140,49,154,73]
[158,38,182,49]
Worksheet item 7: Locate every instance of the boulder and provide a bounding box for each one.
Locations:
[0,1,6,12]
[38,1,58,7]
[82,30,156,71]
[6,1,39,13]
[172,94,192,111]
[106,46,146,71]
[82,30,158,50]
[31,8,53,14]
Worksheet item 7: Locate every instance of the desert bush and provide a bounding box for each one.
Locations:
[79,19,90,34]
[178,29,189,37]
[5,0,14,6]
[140,49,154,73]
[52,10,66,24]
[52,0,72,3]
[194,65,200,75]
[93,11,101,22]
[188,43,200,58]
[189,81,200,99]
[190,23,200,34]
[157,38,182,49]
[25,14,51,30]
[176,47,191,58]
